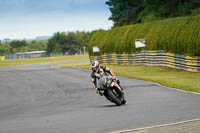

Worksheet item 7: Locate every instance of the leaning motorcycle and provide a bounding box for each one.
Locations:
[98,76,126,106]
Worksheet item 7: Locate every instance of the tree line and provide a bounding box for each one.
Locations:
[0,30,100,56]
[0,40,47,56]
[46,31,93,56]
[106,0,200,27]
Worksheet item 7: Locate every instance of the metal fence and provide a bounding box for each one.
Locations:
[5,52,46,60]
[90,50,200,72]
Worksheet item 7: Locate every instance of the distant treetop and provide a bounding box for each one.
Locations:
[106,0,200,27]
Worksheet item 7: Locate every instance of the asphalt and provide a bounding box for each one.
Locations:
[0,61,200,133]
[120,119,200,133]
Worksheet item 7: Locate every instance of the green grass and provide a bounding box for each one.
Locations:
[0,54,89,66]
[58,63,200,93]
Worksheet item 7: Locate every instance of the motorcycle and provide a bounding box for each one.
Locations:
[97,76,126,106]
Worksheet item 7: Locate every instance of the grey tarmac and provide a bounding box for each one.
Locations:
[110,119,200,133]
[0,61,200,133]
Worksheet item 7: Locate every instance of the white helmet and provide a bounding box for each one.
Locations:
[91,61,99,72]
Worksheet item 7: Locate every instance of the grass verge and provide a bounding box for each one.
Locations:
[58,63,200,93]
[0,55,89,67]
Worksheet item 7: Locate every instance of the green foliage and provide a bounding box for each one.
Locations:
[0,43,12,56]
[0,30,95,56]
[106,0,143,26]
[0,40,47,56]
[46,32,68,55]
[28,40,47,51]
[10,40,28,52]
[89,15,200,56]
[106,0,200,26]
[46,31,95,56]
[191,8,200,15]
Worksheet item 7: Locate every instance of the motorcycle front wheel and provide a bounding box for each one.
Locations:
[105,89,121,106]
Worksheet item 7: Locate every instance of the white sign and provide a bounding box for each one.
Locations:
[135,38,146,48]
[93,46,100,52]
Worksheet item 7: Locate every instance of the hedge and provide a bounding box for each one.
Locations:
[88,15,200,56]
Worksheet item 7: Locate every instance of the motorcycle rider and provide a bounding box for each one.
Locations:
[90,61,124,101]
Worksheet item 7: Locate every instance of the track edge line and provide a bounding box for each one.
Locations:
[107,118,200,133]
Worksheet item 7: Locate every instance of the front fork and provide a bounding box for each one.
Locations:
[110,82,124,98]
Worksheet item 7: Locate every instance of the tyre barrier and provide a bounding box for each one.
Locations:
[90,50,200,72]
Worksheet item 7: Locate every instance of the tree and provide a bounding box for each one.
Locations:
[46,32,69,55]
[28,40,47,51]
[106,0,143,26]
[106,0,200,26]
[10,40,28,50]
[46,31,95,55]
[0,43,12,55]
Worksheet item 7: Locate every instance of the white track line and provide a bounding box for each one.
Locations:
[108,118,200,133]
[153,82,200,95]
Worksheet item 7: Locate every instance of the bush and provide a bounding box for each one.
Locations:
[89,15,200,56]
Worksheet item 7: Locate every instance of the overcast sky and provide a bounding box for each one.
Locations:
[0,0,113,40]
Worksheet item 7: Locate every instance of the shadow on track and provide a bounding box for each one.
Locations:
[88,104,126,108]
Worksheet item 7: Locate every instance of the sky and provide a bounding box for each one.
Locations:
[0,0,113,40]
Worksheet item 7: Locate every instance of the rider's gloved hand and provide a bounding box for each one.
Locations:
[112,76,116,80]
[96,88,104,96]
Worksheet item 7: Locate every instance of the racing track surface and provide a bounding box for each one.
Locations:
[0,61,200,133]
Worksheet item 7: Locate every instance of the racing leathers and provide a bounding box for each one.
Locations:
[90,65,124,97]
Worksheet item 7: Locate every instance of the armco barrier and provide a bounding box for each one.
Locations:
[90,50,200,72]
